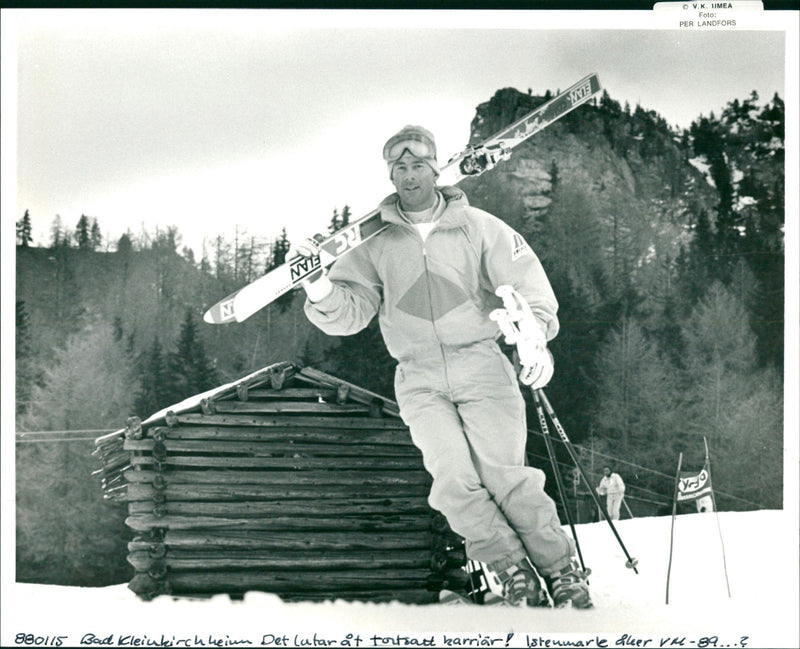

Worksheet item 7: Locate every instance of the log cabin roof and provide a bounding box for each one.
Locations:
[96,361,400,444]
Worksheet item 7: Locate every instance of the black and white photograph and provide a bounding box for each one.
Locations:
[2,6,798,649]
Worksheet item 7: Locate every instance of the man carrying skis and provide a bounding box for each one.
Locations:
[597,466,626,521]
[293,125,592,608]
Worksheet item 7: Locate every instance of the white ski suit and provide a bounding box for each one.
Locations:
[303,186,576,575]
[597,473,626,521]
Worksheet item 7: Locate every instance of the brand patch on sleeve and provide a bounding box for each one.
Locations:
[511,233,532,261]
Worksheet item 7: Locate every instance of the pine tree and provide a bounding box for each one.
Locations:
[117,232,133,254]
[50,215,65,248]
[166,310,219,403]
[90,218,102,251]
[690,115,740,274]
[268,228,291,269]
[758,92,784,149]
[182,246,197,267]
[16,435,132,585]
[200,238,212,275]
[680,281,758,444]
[15,324,135,586]
[236,235,253,283]
[734,94,785,368]
[213,235,234,281]
[50,242,83,328]
[326,205,352,234]
[678,208,716,304]
[135,336,168,416]
[341,205,352,228]
[19,323,138,431]
[536,183,606,304]
[16,210,33,247]
[536,278,610,439]
[709,365,783,509]
[593,320,678,449]
[328,208,342,234]
[268,228,294,313]
[76,215,92,250]
[679,281,782,508]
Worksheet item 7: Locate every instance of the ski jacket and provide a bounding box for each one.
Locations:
[304,186,559,362]
[597,473,626,496]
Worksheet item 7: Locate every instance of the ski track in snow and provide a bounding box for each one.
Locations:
[2,510,798,648]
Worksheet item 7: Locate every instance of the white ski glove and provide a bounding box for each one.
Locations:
[518,346,554,389]
[493,285,554,390]
[513,316,553,389]
[289,235,333,303]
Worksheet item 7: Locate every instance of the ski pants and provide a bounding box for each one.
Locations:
[606,493,623,521]
[393,339,575,575]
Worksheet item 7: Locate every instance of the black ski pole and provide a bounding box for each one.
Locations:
[535,388,639,574]
[531,391,588,574]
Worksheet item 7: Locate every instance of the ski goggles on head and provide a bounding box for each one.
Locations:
[382,131,437,164]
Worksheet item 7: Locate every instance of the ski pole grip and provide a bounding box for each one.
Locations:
[490,308,520,343]
[495,285,532,321]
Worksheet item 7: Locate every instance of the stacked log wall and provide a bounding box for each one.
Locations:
[95,363,466,603]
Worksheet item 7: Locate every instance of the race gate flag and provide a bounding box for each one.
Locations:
[677,462,713,502]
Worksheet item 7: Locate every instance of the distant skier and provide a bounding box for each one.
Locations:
[597,466,626,521]
[293,125,592,608]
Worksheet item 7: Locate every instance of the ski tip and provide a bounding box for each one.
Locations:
[203,296,239,325]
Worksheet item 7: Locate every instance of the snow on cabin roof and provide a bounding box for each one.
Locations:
[94,361,401,447]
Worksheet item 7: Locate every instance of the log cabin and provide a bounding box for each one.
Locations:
[93,361,469,603]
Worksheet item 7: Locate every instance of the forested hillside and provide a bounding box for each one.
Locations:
[459,88,784,508]
[15,86,785,584]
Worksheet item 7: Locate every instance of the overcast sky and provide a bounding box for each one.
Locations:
[2,9,790,257]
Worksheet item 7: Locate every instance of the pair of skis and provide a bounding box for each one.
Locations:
[203,73,601,325]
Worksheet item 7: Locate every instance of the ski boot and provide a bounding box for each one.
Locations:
[493,558,551,607]
[544,560,593,609]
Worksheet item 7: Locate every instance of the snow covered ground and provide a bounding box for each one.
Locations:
[2,510,798,649]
